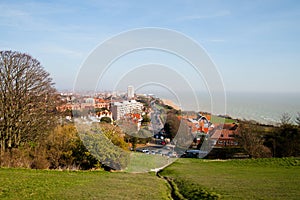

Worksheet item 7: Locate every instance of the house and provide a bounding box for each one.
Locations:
[97,110,113,120]
[94,98,110,110]
[209,123,239,147]
[56,103,81,112]
[181,113,213,135]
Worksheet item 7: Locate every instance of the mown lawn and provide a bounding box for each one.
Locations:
[0,168,170,200]
[159,158,300,199]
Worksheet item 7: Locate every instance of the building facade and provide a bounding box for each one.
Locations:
[127,85,134,99]
[111,100,143,120]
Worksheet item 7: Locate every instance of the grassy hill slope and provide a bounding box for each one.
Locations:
[159,158,300,199]
[0,168,170,200]
[1,158,299,199]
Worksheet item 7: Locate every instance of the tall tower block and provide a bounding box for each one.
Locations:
[127,85,134,99]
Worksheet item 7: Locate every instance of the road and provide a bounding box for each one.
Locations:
[136,144,177,157]
[149,101,164,133]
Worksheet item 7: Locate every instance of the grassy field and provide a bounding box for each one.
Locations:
[159,158,300,199]
[125,152,176,173]
[210,115,236,124]
[0,168,170,200]
[1,158,299,199]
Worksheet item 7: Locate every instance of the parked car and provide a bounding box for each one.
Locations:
[141,149,149,154]
[156,150,163,156]
[167,151,178,158]
[181,149,208,158]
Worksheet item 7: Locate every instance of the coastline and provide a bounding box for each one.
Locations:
[158,92,300,125]
[161,99,181,110]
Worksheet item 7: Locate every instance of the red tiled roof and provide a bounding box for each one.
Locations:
[210,129,237,140]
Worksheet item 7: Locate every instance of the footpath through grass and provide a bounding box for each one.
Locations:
[0,168,170,200]
[159,157,300,199]
[1,158,299,199]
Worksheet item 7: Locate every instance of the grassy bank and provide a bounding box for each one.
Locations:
[1,158,299,199]
[159,158,300,199]
[0,168,170,200]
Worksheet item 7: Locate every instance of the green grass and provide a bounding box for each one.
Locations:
[160,158,300,199]
[211,115,236,124]
[125,152,176,173]
[1,158,299,199]
[0,168,170,200]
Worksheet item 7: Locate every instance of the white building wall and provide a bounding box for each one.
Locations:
[111,100,143,120]
[127,85,134,99]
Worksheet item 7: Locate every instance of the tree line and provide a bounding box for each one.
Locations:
[233,113,300,158]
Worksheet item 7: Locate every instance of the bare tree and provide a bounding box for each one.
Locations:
[0,51,59,153]
[280,112,291,126]
[237,122,271,158]
[295,112,300,126]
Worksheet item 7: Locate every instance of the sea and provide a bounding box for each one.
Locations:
[153,91,300,125]
[224,92,300,125]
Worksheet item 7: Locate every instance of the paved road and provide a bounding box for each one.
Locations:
[136,143,177,157]
[150,101,164,133]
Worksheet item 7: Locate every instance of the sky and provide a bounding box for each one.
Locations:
[1,0,300,94]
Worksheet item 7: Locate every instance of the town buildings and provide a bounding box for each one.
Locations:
[57,91,240,152]
[111,100,143,120]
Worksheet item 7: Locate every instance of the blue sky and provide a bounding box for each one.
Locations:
[1,0,300,93]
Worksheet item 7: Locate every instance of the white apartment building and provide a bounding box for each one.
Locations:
[111,100,143,120]
[127,85,134,99]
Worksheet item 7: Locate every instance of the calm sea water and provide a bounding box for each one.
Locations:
[225,92,300,124]
[155,91,300,125]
